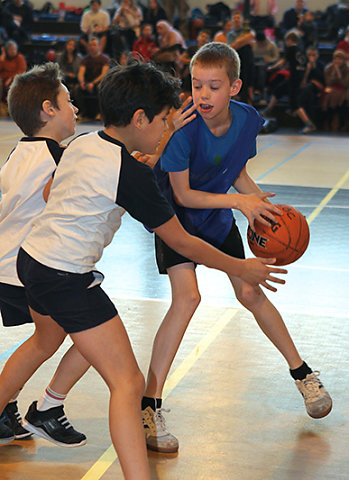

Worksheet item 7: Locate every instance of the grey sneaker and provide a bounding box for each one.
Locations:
[295,372,332,418]
[142,406,179,453]
[301,123,316,134]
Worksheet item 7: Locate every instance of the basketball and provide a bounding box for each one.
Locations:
[247,204,310,266]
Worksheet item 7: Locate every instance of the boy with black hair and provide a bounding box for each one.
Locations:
[0,62,89,446]
[0,61,286,478]
[141,42,332,454]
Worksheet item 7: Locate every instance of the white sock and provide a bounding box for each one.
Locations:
[37,387,66,412]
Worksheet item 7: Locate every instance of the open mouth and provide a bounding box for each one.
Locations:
[199,103,213,113]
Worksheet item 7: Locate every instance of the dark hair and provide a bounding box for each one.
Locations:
[98,61,181,127]
[256,30,266,42]
[61,38,78,64]
[190,42,240,83]
[7,62,62,136]
[90,0,101,5]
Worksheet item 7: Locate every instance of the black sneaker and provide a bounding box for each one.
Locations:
[23,401,87,448]
[5,401,33,439]
[0,410,15,445]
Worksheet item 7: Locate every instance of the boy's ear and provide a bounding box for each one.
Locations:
[132,109,149,130]
[230,79,242,97]
[41,99,56,118]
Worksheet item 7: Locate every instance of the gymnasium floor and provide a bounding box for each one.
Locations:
[0,118,348,480]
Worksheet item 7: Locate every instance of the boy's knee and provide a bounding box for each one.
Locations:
[236,284,263,311]
[175,289,201,313]
[116,369,145,399]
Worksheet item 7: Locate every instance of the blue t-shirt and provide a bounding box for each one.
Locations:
[158,100,264,247]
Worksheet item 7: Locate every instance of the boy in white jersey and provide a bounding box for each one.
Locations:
[0,63,90,447]
[0,62,286,478]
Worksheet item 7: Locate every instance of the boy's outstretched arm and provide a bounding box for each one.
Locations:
[169,168,282,228]
[153,215,287,292]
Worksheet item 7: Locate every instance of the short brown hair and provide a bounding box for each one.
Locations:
[7,62,62,136]
[189,42,241,83]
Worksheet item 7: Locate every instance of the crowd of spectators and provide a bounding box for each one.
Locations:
[0,0,348,131]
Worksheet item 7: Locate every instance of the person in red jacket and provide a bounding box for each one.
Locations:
[0,39,26,114]
[132,23,158,62]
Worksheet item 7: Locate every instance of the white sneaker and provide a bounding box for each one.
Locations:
[295,372,332,419]
[301,123,317,134]
[142,406,179,453]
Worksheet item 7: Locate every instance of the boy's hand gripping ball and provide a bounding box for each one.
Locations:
[247,204,310,266]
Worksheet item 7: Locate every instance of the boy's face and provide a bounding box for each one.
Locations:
[191,64,240,124]
[137,107,169,154]
[54,84,78,141]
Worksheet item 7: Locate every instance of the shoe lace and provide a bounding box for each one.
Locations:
[154,408,170,433]
[301,371,323,400]
[57,415,73,430]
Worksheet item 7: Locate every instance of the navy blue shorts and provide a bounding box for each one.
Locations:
[155,220,245,274]
[0,283,33,327]
[17,248,118,334]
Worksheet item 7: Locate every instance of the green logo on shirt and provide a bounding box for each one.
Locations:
[213,155,222,165]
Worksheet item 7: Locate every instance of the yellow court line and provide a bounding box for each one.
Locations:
[307,169,349,225]
[80,308,237,480]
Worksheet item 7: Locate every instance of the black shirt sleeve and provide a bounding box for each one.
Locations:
[116,148,175,230]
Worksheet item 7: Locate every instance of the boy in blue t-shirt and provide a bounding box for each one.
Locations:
[142,42,332,454]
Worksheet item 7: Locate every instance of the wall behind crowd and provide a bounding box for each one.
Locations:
[27,0,338,23]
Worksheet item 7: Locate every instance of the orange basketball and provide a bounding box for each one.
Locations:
[247,204,310,266]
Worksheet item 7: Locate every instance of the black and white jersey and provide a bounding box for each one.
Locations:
[22,131,175,274]
[0,138,63,286]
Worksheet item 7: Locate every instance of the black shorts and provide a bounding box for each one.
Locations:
[0,283,33,327]
[155,220,245,274]
[17,248,118,334]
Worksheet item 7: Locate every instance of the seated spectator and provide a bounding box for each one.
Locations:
[0,39,26,115]
[227,10,255,104]
[281,0,308,35]
[180,29,211,98]
[132,23,158,62]
[111,0,143,58]
[326,1,349,41]
[297,10,318,49]
[250,0,277,30]
[80,0,110,54]
[321,49,349,130]
[213,18,233,43]
[57,38,82,91]
[2,0,33,46]
[298,46,325,131]
[142,0,167,35]
[263,30,317,133]
[74,36,110,119]
[152,20,186,74]
[252,30,279,100]
[337,25,349,59]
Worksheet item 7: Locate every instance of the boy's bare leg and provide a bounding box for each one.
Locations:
[228,274,302,369]
[145,262,200,398]
[48,344,90,395]
[70,315,150,480]
[0,310,67,413]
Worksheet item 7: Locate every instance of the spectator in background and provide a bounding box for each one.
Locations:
[337,25,349,59]
[252,30,279,101]
[227,10,255,104]
[0,39,26,115]
[163,0,189,39]
[321,49,349,131]
[152,20,186,74]
[111,0,143,59]
[2,0,33,46]
[213,18,233,43]
[80,0,110,54]
[263,30,317,134]
[281,0,308,35]
[297,10,318,49]
[58,38,82,91]
[142,0,167,34]
[132,23,158,62]
[298,46,324,131]
[74,36,110,120]
[250,0,277,30]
